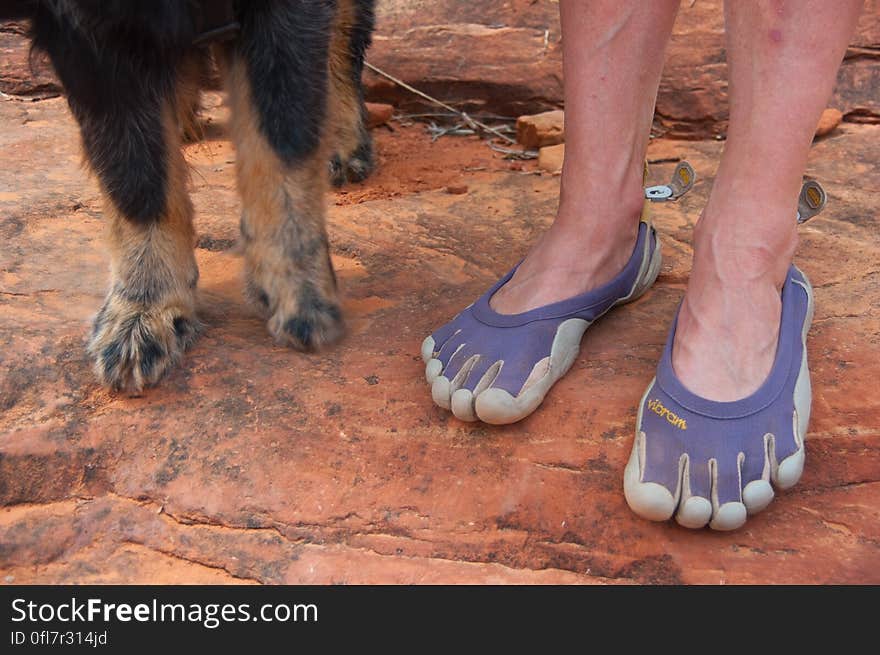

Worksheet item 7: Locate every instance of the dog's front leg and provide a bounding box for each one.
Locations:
[224,4,344,351]
[86,93,201,392]
[36,19,202,391]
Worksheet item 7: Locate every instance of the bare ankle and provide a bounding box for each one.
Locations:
[692,212,797,290]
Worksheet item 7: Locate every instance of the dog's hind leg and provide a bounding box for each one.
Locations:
[33,12,202,391]
[224,3,344,351]
[328,0,376,186]
[176,52,207,143]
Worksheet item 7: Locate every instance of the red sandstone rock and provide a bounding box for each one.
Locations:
[815,108,844,137]
[2,1,878,138]
[365,101,394,128]
[538,143,564,172]
[364,0,880,138]
[0,23,61,97]
[0,80,878,586]
[516,110,564,148]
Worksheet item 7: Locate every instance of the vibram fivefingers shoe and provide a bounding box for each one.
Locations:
[625,180,826,530]
[421,162,696,424]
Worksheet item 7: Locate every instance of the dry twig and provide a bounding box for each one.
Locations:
[364,61,517,145]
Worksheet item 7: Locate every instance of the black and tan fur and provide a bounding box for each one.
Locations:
[2,0,376,392]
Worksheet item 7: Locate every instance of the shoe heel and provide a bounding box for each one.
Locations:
[621,235,663,305]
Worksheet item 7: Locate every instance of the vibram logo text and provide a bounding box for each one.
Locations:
[647,398,687,430]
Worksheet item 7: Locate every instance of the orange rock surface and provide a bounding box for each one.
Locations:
[816,108,844,138]
[1,94,878,585]
[537,143,565,173]
[365,0,880,137]
[517,110,565,149]
[5,1,878,139]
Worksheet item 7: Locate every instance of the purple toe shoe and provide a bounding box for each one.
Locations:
[624,265,814,531]
[422,220,662,424]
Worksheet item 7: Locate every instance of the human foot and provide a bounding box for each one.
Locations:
[487,219,638,316]
[671,179,825,402]
[624,181,826,530]
[421,162,694,424]
[490,162,696,316]
[624,265,813,530]
[672,273,784,403]
[422,220,662,424]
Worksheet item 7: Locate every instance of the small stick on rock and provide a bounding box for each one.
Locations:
[364,61,517,145]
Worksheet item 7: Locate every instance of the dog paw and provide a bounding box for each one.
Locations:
[88,294,200,393]
[261,280,345,351]
[329,133,374,187]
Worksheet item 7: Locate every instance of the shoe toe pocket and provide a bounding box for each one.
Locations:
[431,375,452,409]
[742,479,774,514]
[420,336,435,364]
[675,496,712,529]
[709,502,748,531]
[451,388,477,422]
